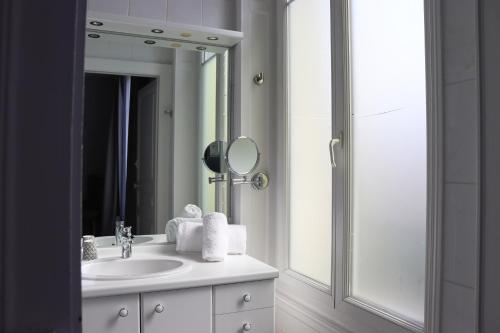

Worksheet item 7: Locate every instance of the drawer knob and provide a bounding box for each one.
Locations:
[155,304,164,313]
[243,293,252,303]
[118,308,128,317]
[243,323,252,331]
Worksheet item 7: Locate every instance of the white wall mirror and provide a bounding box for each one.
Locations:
[82,19,234,237]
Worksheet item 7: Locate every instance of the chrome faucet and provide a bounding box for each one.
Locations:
[121,226,133,259]
[115,220,125,246]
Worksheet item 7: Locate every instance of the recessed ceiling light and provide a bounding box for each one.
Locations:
[196,46,207,51]
[88,34,100,38]
[144,40,156,45]
[151,29,164,34]
[89,21,103,26]
[170,43,182,48]
[180,32,192,38]
[207,36,219,41]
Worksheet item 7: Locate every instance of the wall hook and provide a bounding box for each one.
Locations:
[253,72,264,86]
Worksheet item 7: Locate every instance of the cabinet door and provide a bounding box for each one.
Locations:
[82,294,140,333]
[213,279,275,314]
[215,308,274,333]
[142,286,212,333]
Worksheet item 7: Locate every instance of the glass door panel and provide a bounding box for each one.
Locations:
[288,0,333,286]
[348,0,427,324]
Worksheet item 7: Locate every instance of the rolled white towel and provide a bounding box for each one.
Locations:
[165,217,202,242]
[174,224,246,254]
[227,225,247,255]
[202,212,228,262]
[179,204,202,218]
[176,221,203,252]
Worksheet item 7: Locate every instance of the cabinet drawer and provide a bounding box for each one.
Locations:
[215,308,274,333]
[82,294,140,333]
[141,286,212,333]
[213,279,274,314]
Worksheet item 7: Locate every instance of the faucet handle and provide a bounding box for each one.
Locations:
[122,226,132,238]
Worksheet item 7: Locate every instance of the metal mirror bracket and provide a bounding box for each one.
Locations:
[209,174,226,184]
[232,172,269,191]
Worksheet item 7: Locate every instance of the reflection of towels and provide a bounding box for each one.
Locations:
[176,222,203,252]
[227,225,247,255]
[165,217,202,242]
[202,212,228,262]
[179,204,202,218]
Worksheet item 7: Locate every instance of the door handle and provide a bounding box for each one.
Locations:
[329,132,343,168]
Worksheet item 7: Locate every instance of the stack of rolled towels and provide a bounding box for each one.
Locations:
[165,204,246,262]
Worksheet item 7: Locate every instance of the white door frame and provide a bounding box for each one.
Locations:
[84,57,173,234]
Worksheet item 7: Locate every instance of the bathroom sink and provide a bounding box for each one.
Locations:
[82,257,187,280]
[94,235,154,247]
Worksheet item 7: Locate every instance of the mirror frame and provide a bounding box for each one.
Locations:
[225,136,260,176]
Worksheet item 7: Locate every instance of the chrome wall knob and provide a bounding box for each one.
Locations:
[154,304,164,313]
[243,323,252,331]
[118,308,128,317]
[243,293,251,302]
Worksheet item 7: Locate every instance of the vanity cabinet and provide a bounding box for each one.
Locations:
[214,280,275,333]
[83,279,275,333]
[141,286,212,333]
[82,294,140,333]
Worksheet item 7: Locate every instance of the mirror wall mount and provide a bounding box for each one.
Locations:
[232,172,269,191]
[253,72,264,86]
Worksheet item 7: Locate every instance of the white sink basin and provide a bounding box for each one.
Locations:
[82,257,187,280]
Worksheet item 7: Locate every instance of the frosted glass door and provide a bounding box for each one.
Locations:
[348,0,427,324]
[288,0,332,286]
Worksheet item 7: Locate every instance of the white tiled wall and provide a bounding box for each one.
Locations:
[87,0,237,30]
[233,0,275,262]
[440,0,480,332]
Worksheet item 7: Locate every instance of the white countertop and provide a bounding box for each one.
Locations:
[82,236,279,298]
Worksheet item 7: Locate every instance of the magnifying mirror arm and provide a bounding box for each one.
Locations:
[231,176,252,185]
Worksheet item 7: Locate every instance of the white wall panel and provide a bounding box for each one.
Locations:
[87,0,129,15]
[234,0,274,263]
[444,80,479,183]
[202,0,237,30]
[443,183,478,288]
[442,0,478,84]
[167,0,203,25]
[88,0,237,30]
[440,0,480,332]
[172,50,201,216]
[441,282,475,333]
[130,0,167,20]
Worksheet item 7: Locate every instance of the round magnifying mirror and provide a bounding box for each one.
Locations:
[226,137,260,175]
[202,141,228,174]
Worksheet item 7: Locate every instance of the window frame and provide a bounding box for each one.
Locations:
[276,0,443,332]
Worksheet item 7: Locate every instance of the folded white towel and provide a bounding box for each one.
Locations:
[173,224,246,254]
[176,221,203,252]
[202,212,228,262]
[227,225,247,255]
[179,204,202,218]
[165,217,202,242]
